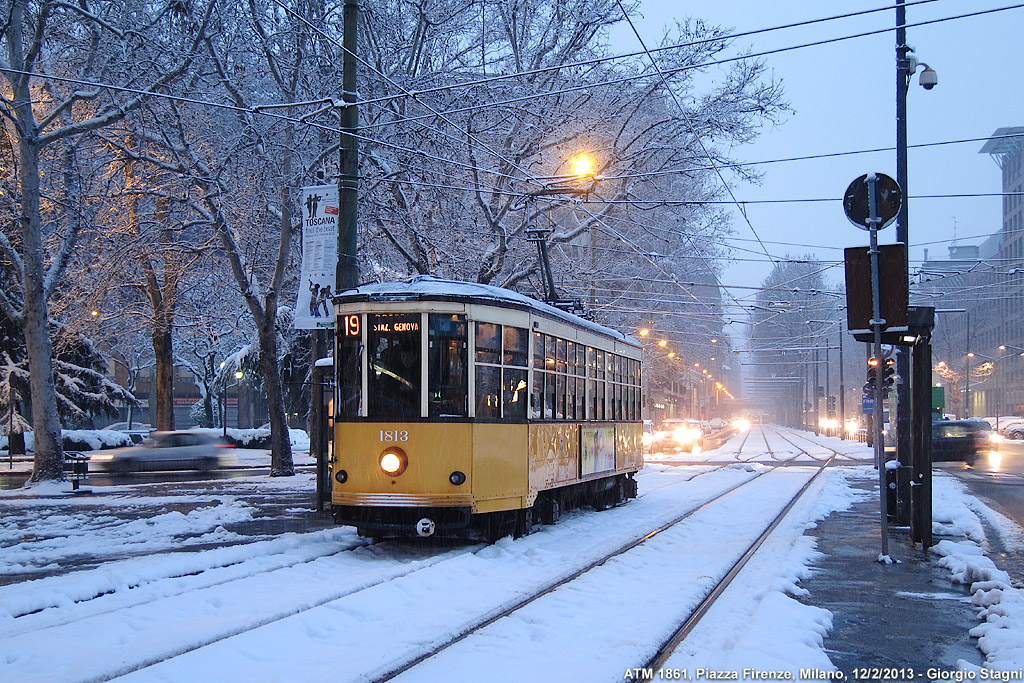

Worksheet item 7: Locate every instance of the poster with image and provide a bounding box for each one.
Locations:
[581,426,616,476]
[295,184,339,330]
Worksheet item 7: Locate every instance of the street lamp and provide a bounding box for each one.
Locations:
[526,151,603,311]
[971,346,1023,428]
[966,352,974,418]
[220,368,245,438]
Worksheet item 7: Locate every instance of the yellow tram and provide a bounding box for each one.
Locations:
[330,276,642,540]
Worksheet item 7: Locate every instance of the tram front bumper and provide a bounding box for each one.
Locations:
[333,503,473,537]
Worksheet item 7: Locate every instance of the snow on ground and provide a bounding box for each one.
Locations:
[0,427,1022,678]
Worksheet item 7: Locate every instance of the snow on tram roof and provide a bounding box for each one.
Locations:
[335,275,636,345]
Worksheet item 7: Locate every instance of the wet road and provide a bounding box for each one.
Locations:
[951,441,1024,528]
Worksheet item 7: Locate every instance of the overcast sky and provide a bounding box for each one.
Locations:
[608,0,1021,316]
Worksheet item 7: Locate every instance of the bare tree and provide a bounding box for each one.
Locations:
[0,0,212,481]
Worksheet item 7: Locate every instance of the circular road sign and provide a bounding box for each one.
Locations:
[843,173,902,230]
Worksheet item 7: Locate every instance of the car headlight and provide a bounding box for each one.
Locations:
[91,454,114,462]
[989,433,1003,444]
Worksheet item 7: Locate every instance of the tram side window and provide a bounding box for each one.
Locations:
[594,349,605,420]
[367,313,421,419]
[530,332,556,420]
[476,323,528,420]
[337,314,362,418]
[543,335,556,419]
[503,326,529,421]
[530,334,545,419]
[428,314,467,417]
[475,323,501,418]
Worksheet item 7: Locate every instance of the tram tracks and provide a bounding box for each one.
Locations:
[371,461,834,682]
[102,466,783,682]
[3,446,847,682]
[0,537,482,683]
[640,457,834,678]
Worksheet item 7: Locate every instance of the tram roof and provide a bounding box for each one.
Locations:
[334,275,638,346]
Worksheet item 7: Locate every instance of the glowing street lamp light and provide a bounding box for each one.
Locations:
[570,153,596,178]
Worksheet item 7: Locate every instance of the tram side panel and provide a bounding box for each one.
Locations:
[616,423,643,471]
[528,424,580,492]
[471,424,530,513]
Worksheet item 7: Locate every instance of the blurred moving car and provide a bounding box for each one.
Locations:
[90,431,230,473]
[652,418,704,453]
[932,419,996,466]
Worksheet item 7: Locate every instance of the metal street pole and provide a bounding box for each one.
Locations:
[336,0,359,293]
[966,353,972,418]
[868,174,890,558]
[813,346,820,434]
[839,329,846,435]
[894,0,914,524]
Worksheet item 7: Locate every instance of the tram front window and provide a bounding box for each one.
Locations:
[429,314,467,417]
[368,314,421,419]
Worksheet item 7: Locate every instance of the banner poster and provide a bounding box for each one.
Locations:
[295,185,339,330]
[581,426,616,476]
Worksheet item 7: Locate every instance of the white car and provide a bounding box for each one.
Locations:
[652,419,704,453]
[1003,422,1024,440]
[90,431,230,473]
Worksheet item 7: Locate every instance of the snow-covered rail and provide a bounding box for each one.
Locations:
[367,463,828,683]
[1,455,852,682]
[639,457,834,678]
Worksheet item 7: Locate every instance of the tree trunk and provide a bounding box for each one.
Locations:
[11,5,64,481]
[259,315,294,476]
[152,326,175,431]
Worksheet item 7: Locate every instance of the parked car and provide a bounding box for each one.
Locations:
[102,422,153,444]
[1003,422,1024,440]
[652,418,704,453]
[89,431,230,473]
[931,419,996,466]
[981,416,1024,433]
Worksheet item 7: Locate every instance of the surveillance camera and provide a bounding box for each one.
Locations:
[919,66,938,90]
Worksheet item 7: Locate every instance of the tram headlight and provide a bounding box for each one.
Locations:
[379,447,408,476]
[449,471,466,486]
[335,469,348,484]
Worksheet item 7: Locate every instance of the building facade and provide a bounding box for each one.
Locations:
[918,128,1024,418]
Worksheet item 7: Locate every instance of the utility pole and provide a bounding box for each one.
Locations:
[337,0,359,292]
[317,0,359,511]
[893,0,914,528]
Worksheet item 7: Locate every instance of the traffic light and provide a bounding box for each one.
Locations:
[864,357,879,394]
[827,395,837,416]
[882,357,896,398]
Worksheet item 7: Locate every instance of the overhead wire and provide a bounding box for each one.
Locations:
[1,4,1019,204]
[5,1,1020,335]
